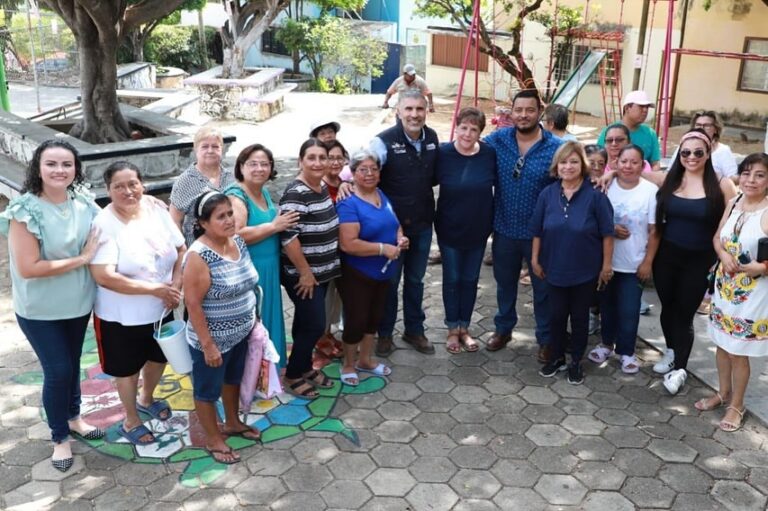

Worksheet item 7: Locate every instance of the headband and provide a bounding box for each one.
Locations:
[197,191,220,217]
[680,131,711,149]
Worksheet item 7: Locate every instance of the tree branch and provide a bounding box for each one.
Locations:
[123,0,187,32]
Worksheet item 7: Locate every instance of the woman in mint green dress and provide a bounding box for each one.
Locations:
[226,144,299,367]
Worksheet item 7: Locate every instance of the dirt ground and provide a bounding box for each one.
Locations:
[426,97,764,158]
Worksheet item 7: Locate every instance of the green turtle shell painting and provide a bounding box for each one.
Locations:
[12,327,386,487]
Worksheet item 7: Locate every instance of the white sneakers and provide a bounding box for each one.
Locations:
[663,368,687,395]
[653,349,675,374]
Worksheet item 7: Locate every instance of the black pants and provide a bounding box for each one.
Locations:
[653,239,716,370]
[549,279,597,364]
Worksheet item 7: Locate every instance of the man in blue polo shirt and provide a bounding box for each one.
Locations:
[484,89,563,362]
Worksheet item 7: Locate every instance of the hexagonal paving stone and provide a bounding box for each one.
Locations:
[282,464,333,492]
[551,378,592,399]
[594,408,640,426]
[485,395,527,414]
[452,498,502,511]
[696,455,750,480]
[449,423,495,446]
[93,486,149,511]
[411,434,457,457]
[449,445,495,469]
[648,439,699,463]
[374,420,419,443]
[4,480,61,510]
[290,437,340,464]
[382,382,422,402]
[628,401,672,422]
[449,403,492,424]
[582,491,635,511]
[573,461,627,490]
[320,480,372,509]
[684,437,730,459]
[340,408,385,429]
[521,404,566,424]
[414,393,458,413]
[246,449,297,476]
[669,414,717,438]
[449,366,489,385]
[518,386,559,405]
[412,412,458,434]
[370,443,417,468]
[450,385,491,404]
[488,434,536,459]
[114,463,165,486]
[588,391,630,409]
[529,447,579,474]
[408,456,458,483]
[659,463,713,493]
[493,487,547,510]
[406,482,459,511]
[711,480,768,511]
[534,474,587,505]
[365,468,416,497]
[483,376,523,395]
[603,425,651,448]
[612,448,663,477]
[416,375,455,393]
[490,458,541,487]
[31,456,85,481]
[377,401,420,421]
[560,415,606,435]
[568,436,616,461]
[327,452,376,480]
[731,450,768,468]
[445,468,501,500]
[557,398,599,416]
[524,424,572,447]
[621,476,676,508]
[671,493,723,511]
[270,491,327,510]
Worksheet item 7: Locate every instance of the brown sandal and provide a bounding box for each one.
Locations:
[446,332,462,354]
[459,331,479,352]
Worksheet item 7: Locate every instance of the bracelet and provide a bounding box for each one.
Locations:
[378,243,384,256]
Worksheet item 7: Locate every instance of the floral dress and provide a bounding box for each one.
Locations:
[709,205,768,356]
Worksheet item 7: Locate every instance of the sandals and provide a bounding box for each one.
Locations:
[137,400,172,421]
[316,333,343,359]
[719,406,746,432]
[340,372,359,386]
[459,332,480,352]
[118,423,156,445]
[446,332,461,354]
[355,363,392,376]
[284,378,319,399]
[223,424,261,441]
[620,355,640,374]
[303,369,334,389]
[205,446,240,464]
[695,391,726,411]
[588,345,614,364]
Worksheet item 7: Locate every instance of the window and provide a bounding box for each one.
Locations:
[738,37,768,93]
[553,43,621,86]
[261,27,290,56]
[431,33,488,72]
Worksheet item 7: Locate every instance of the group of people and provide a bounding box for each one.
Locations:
[3,85,767,471]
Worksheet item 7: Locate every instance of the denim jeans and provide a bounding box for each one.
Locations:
[600,272,643,356]
[16,313,90,443]
[379,227,432,337]
[439,243,485,329]
[492,233,551,345]
[283,278,328,379]
[549,279,597,363]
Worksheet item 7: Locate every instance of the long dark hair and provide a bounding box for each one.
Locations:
[22,139,85,195]
[192,191,230,239]
[103,161,142,188]
[655,128,724,235]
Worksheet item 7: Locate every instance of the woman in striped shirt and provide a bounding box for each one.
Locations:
[280,139,341,398]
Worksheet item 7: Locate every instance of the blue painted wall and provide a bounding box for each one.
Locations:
[362,0,399,23]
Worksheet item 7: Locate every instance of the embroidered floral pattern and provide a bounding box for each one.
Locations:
[715,235,760,304]
[710,305,768,339]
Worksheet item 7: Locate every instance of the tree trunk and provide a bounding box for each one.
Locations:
[128,30,145,62]
[70,15,131,143]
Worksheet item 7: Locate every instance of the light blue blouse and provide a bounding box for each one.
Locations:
[0,189,100,320]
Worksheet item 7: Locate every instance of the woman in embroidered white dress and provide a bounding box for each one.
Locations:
[703,153,768,432]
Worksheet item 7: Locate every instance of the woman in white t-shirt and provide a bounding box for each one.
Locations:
[89,162,186,445]
[589,145,660,373]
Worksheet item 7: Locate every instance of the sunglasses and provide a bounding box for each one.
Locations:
[513,156,525,178]
[605,137,627,145]
[680,149,707,158]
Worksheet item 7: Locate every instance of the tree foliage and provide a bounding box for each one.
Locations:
[122,0,206,62]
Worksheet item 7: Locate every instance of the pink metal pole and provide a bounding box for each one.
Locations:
[661,0,675,157]
[450,0,481,140]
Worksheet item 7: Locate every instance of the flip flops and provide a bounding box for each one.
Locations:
[137,400,172,421]
[223,424,261,441]
[355,363,392,376]
[205,446,240,464]
[118,423,156,445]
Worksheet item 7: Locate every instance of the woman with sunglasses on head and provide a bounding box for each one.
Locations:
[701,153,768,432]
[652,129,737,395]
[225,144,299,368]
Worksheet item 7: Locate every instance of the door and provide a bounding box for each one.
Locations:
[371,43,402,94]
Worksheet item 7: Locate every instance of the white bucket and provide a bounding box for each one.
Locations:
[154,310,193,374]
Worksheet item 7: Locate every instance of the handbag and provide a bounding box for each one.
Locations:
[757,238,768,262]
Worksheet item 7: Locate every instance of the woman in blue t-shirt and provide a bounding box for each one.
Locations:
[337,150,407,386]
[435,107,496,353]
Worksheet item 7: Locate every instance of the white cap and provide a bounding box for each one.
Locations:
[309,118,341,137]
[622,90,655,108]
[403,64,416,76]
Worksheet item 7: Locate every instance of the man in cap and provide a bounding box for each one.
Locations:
[597,90,661,171]
[382,64,434,112]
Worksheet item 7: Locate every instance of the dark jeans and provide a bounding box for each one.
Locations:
[283,277,328,379]
[492,233,551,345]
[16,313,90,443]
[600,272,643,356]
[379,226,432,337]
[549,279,597,364]
[653,239,715,370]
[439,243,485,329]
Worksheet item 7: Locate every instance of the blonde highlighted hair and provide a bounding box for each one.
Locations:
[549,141,590,179]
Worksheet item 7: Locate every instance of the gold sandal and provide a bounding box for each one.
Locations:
[446,331,462,354]
[694,391,726,411]
[719,406,745,432]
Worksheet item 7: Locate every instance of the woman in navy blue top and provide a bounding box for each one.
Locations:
[531,141,614,385]
[337,150,407,386]
[435,107,496,354]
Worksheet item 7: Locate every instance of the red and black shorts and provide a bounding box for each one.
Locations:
[94,314,169,377]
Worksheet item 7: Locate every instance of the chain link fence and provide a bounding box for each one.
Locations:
[1,8,79,86]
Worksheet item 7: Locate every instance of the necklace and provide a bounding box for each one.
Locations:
[42,193,71,218]
[356,190,381,207]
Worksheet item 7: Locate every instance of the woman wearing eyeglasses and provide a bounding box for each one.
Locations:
[225,144,299,368]
[652,129,737,395]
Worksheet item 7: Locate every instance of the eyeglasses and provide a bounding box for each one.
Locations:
[694,123,714,129]
[244,160,271,169]
[355,167,380,175]
[329,156,346,164]
[605,137,627,145]
[513,157,525,178]
[680,149,707,158]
